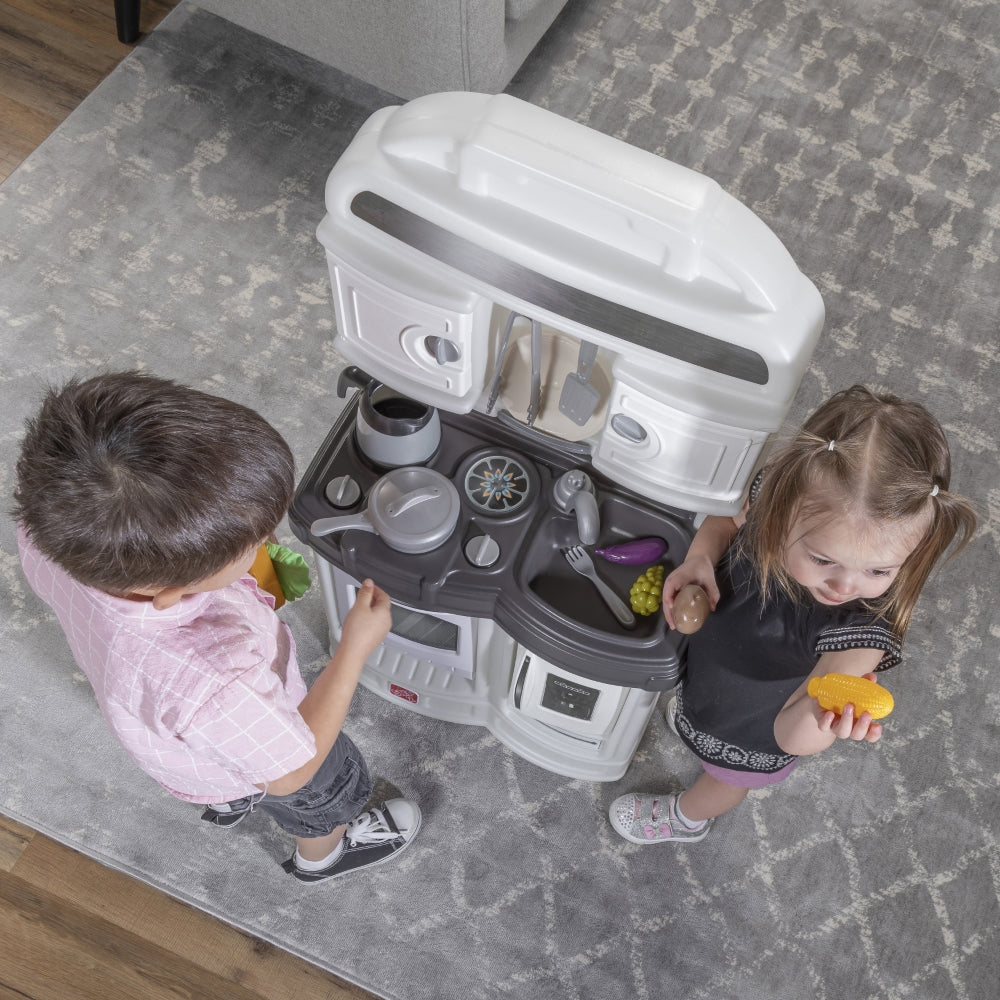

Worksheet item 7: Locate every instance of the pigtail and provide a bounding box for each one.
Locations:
[885,484,979,635]
[930,487,979,560]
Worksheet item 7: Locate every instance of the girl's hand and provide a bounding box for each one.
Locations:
[816,673,884,744]
[662,556,719,631]
[339,578,393,661]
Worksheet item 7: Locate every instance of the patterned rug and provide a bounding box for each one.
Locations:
[1,2,997,998]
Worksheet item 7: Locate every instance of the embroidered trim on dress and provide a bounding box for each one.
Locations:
[674,689,797,773]
[814,623,902,670]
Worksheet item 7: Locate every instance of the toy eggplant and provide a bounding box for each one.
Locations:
[807,673,894,720]
[596,537,668,564]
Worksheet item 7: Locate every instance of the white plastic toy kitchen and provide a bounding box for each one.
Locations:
[289,92,824,781]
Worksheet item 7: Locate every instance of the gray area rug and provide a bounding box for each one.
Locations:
[1,2,997,997]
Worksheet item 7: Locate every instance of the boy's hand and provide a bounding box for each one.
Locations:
[340,579,393,661]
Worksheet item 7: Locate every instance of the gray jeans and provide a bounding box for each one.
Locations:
[223,732,373,838]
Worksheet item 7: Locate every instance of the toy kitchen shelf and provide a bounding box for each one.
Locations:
[316,92,825,517]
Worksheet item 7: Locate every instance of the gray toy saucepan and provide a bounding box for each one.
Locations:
[310,466,460,554]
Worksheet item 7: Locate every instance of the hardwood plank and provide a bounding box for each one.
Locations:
[0,147,28,179]
[0,0,179,182]
[11,834,376,1000]
[0,2,121,117]
[1,0,172,54]
[0,814,33,872]
[0,870,299,1000]
[0,90,60,148]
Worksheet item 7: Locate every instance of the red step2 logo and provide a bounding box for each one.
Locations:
[389,683,419,704]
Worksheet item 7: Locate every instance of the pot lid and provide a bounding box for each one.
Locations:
[367,466,460,553]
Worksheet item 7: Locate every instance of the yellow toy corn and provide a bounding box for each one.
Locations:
[807,673,894,720]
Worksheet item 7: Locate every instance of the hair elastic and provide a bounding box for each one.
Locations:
[827,440,836,451]
[930,484,940,497]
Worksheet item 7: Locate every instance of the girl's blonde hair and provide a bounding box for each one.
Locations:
[743,384,977,638]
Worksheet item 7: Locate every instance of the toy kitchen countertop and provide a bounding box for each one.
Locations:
[289,381,695,692]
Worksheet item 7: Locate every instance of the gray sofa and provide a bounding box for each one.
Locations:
[190,0,572,99]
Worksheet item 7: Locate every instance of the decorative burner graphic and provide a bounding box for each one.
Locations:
[460,450,536,516]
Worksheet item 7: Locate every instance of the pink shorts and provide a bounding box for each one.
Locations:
[700,757,799,788]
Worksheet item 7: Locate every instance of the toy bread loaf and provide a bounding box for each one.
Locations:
[807,673,894,720]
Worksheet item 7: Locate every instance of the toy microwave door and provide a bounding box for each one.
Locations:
[318,230,494,413]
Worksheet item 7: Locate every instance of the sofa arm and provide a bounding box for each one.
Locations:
[193,0,569,99]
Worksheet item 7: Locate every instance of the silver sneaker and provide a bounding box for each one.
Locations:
[609,792,711,844]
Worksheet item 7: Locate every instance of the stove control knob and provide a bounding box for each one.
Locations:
[465,534,500,568]
[325,475,362,509]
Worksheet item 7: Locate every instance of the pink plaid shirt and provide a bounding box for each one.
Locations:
[18,527,316,803]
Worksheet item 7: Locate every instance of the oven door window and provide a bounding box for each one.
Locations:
[331,566,476,679]
[389,605,460,652]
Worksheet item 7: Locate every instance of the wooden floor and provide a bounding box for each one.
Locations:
[0,816,375,999]
[0,5,378,998]
[0,0,179,182]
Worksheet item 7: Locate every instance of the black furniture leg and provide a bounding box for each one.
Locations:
[114,0,141,43]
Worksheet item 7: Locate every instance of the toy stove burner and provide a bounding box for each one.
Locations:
[460,450,536,516]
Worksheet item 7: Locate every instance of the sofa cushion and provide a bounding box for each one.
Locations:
[506,0,547,22]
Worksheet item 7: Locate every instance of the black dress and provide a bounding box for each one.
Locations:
[675,540,901,775]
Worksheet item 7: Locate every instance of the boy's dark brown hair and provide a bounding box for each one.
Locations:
[12,371,295,592]
[743,384,977,638]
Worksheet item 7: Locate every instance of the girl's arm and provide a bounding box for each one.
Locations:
[662,509,744,630]
[773,647,887,756]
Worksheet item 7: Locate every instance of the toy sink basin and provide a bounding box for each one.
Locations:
[513,493,691,640]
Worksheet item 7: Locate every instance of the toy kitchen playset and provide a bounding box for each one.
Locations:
[289,93,824,781]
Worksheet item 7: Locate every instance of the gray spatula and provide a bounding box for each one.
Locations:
[558,340,600,425]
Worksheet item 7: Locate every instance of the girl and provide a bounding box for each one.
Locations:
[610,385,977,844]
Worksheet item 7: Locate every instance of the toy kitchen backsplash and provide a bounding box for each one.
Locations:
[289,92,824,781]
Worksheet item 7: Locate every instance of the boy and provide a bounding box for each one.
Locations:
[13,371,420,884]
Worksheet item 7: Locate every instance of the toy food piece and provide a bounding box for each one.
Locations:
[629,565,664,616]
[807,673,894,720]
[595,536,668,565]
[673,584,710,634]
[248,542,311,609]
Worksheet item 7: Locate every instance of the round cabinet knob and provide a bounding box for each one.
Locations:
[610,413,647,443]
[465,534,500,568]
[325,475,362,509]
[425,335,462,365]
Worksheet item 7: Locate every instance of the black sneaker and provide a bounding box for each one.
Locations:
[200,796,255,828]
[281,798,421,884]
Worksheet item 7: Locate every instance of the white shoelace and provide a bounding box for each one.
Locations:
[346,808,399,845]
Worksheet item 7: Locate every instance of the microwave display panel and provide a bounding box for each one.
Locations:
[541,673,600,722]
